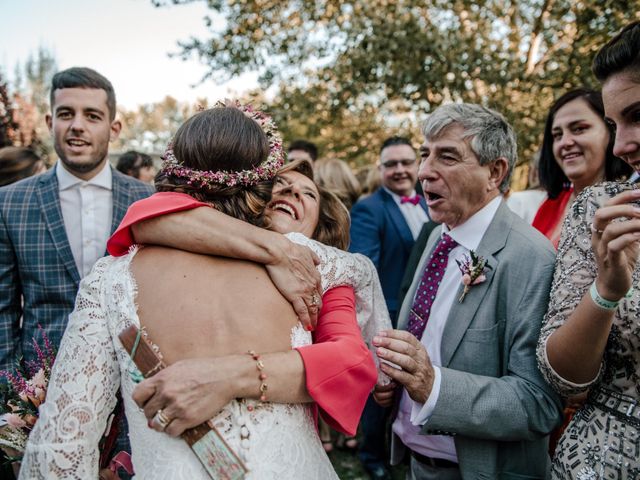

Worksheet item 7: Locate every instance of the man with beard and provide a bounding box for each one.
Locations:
[349,136,429,480]
[0,67,154,371]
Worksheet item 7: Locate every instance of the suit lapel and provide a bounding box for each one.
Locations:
[36,169,81,284]
[440,202,512,367]
[110,169,130,234]
[380,189,414,250]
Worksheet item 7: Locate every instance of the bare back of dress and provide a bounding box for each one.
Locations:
[20,233,390,479]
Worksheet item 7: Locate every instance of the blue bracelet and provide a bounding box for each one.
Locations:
[589,282,632,310]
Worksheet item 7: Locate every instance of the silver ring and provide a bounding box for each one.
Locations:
[310,294,320,306]
[590,222,604,234]
[152,409,172,430]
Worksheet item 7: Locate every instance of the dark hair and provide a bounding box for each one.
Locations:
[116,150,153,179]
[155,107,273,227]
[380,136,412,154]
[538,88,632,198]
[287,140,318,161]
[278,159,350,249]
[50,67,117,121]
[0,147,44,186]
[593,21,640,83]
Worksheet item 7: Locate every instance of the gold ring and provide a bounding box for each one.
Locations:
[152,409,172,430]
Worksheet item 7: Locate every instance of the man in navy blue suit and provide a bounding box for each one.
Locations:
[350,136,429,479]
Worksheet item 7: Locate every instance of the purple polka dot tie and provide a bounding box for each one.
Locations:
[406,233,458,340]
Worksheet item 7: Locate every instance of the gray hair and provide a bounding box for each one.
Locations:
[422,103,517,192]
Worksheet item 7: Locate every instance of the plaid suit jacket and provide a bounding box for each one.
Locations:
[0,166,153,371]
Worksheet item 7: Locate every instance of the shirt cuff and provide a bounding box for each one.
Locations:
[410,366,441,426]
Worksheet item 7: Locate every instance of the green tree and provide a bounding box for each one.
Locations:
[0,70,42,153]
[115,96,207,154]
[0,72,17,148]
[155,0,639,180]
[22,46,58,117]
[9,47,58,158]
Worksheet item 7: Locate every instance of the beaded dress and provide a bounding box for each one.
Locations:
[537,182,640,479]
[19,233,390,479]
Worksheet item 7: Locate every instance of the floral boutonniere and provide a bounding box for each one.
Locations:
[455,251,488,302]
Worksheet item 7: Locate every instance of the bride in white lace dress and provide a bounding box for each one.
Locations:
[20,105,389,479]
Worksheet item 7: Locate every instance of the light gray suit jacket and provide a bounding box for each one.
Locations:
[391,201,563,479]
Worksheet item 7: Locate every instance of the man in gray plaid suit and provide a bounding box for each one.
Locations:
[0,67,153,372]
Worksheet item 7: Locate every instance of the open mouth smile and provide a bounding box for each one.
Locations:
[561,152,582,161]
[66,138,91,149]
[269,201,298,220]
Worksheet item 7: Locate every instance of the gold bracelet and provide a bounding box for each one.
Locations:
[247,350,268,403]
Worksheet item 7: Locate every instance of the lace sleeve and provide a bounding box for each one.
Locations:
[536,183,629,397]
[20,258,120,480]
[286,233,392,384]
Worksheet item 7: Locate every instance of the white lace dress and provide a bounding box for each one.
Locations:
[19,233,390,479]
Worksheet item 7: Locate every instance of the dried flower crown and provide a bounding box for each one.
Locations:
[159,100,285,188]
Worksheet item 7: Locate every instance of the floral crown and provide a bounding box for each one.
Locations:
[159,100,285,188]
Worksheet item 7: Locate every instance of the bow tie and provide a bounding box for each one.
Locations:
[400,195,421,206]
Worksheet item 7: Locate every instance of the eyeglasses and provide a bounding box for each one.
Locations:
[381,159,416,169]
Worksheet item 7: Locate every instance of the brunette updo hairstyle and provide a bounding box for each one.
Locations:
[277,159,351,250]
[155,107,273,227]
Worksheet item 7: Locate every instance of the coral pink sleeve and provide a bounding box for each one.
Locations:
[295,286,377,436]
[107,192,208,256]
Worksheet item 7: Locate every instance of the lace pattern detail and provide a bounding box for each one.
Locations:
[285,232,392,384]
[20,251,338,479]
[535,182,640,478]
[19,258,120,479]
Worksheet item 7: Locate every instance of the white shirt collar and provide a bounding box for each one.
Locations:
[56,160,112,191]
[442,195,502,251]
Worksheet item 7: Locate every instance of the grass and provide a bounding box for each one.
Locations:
[328,442,407,479]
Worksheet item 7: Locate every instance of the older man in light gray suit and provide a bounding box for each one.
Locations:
[373,104,563,479]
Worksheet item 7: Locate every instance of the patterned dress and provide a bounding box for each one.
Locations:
[537,182,640,480]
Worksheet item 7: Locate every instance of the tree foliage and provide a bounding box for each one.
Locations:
[115,96,207,153]
[0,70,42,153]
[7,47,58,159]
[155,0,639,179]
[0,72,18,148]
[19,47,58,117]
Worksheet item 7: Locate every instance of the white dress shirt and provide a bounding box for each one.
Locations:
[392,195,502,463]
[56,161,113,278]
[383,187,429,240]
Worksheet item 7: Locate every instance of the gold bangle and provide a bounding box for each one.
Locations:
[247,350,268,403]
